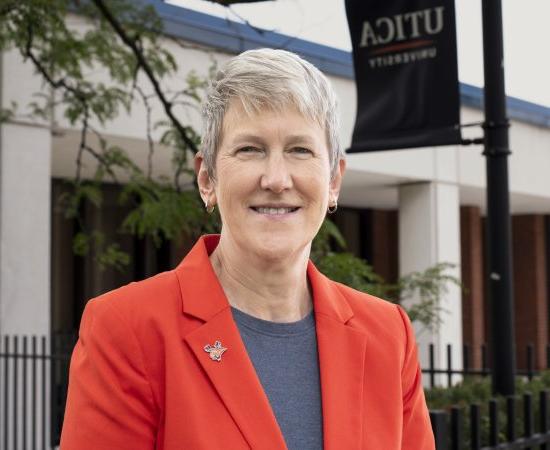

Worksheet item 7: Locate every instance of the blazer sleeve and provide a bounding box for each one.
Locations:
[60,298,158,450]
[396,305,435,450]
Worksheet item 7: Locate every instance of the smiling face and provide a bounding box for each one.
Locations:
[196,100,345,262]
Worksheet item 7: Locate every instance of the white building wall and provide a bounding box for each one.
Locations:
[0,49,52,337]
[398,182,463,384]
[0,49,52,450]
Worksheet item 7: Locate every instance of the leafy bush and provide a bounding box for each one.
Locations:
[312,218,461,330]
[427,373,550,447]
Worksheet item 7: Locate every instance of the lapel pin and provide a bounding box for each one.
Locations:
[204,340,227,362]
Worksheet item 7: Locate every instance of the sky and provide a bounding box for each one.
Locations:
[168,0,550,108]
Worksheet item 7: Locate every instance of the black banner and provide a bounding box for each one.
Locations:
[345,0,461,152]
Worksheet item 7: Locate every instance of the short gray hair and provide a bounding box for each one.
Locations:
[200,48,343,178]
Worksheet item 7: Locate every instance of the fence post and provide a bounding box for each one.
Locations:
[470,403,481,450]
[447,343,453,387]
[527,344,534,381]
[3,336,9,450]
[463,344,470,374]
[41,336,46,449]
[524,392,533,442]
[489,399,499,446]
[23,336,28,450]
[541,390,549,450]
[430,343,436,388]
[13,335,18,450]
[430,410,448,450]
[506,395,516,442]
[450,406,463,450]
[51,333,57,447]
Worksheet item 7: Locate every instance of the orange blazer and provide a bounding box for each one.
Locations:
[60,235,435,450]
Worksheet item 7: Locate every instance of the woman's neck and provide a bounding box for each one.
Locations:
[209,237,312,323]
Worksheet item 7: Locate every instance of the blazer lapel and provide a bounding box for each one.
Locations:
[175,236,287,450]
[308,262,368,450]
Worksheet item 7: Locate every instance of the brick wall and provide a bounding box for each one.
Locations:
[460,206,486,369]
[512,215,549,370]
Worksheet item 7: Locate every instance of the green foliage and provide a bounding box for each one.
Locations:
[427,371,550,410]
[426,373,550,448]
[313,218,461,330]
[1,0,215,270]
[427,376,492,410]
[72,230,130,271]
[96,242,131,272]
[396,262,462,331]
[311,218,347,261]
[58,181,103,220]
[317,252,389,299]
[119,178,217,246]
[0,101,16,123]
[72,231,91,256]
[1,0,172,126]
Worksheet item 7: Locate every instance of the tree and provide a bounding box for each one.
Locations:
[1,0,220,269]
[0,0,460,329]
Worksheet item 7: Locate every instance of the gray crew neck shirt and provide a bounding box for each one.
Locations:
[230,306,324,450]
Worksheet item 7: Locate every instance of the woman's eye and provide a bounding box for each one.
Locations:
[237,146,261,154]
[291,147,313,155]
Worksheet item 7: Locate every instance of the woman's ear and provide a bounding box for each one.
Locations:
[329,158,346,204]
[194,152,217,207]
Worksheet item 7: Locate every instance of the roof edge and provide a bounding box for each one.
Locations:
[147,0,550,128]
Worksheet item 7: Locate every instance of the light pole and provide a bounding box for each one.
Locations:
[481,0,516,396]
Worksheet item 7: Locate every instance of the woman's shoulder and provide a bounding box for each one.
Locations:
[333,280,399,313]
[329,280,408,337]
[82,269,181,330]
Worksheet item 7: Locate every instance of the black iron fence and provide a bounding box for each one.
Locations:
[423,343,549,389]
[2,336,550,450]
[430,391,550,449]
[0,333,76,450]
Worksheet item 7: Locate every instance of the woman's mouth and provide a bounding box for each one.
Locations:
[250,206,300,215]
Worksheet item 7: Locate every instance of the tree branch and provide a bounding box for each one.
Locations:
[135,85,155,180]
[76,107,89,182]
[24,24,89,103]
[23,23,121,187]
[0,4,16,18]
[91,0,199,155]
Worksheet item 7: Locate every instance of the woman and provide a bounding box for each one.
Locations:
[60,48,434,450]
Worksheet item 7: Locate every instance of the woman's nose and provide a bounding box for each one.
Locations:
[259,153,293,193]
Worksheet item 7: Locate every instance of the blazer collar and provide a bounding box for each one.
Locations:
[174,234,354,325]
[174,235,367,450]
[175,234,229,321]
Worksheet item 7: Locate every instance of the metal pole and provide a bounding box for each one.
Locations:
[481,0,516,396]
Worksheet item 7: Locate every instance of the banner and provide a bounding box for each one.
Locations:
[345,0,461,152]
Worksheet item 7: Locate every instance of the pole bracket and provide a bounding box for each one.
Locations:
[461,137,485,146]
[482,120,511,130]
[482,146,512,156]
